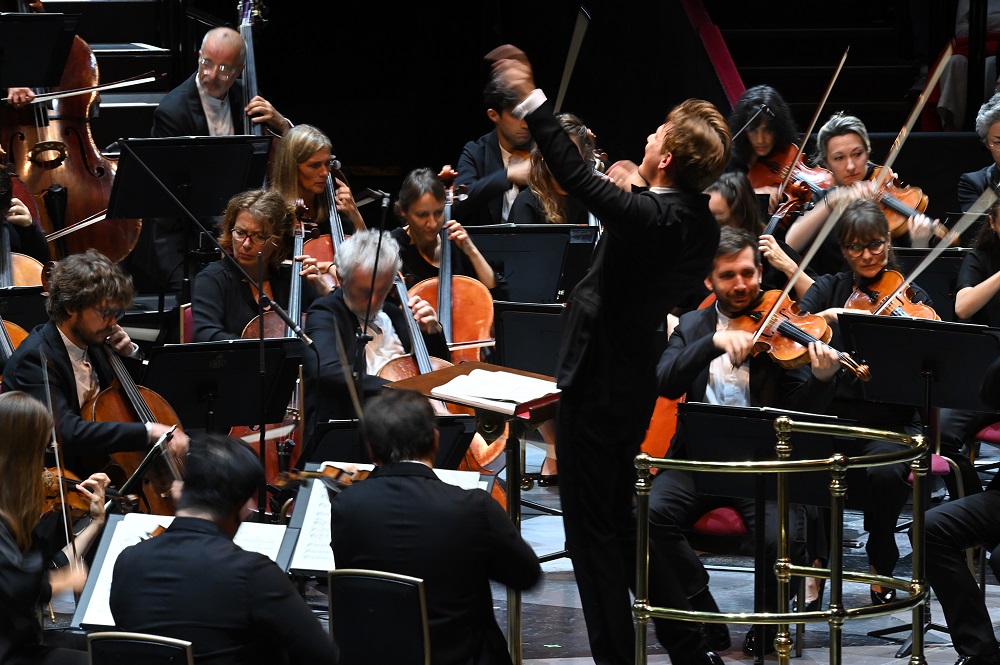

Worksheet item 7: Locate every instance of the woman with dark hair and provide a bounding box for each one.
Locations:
[0,391,109,665]
[797,199,932,605]
[727,85,800,214]
[192,188,326,341]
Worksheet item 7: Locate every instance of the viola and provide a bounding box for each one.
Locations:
[41,466,91,520]
[865,166,954,245]
[751,144,836,235]
[273,466,371,493]
[843,269,940,320]
[729,289,871,380]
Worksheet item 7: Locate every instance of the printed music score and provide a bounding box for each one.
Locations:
[429,368,560,415]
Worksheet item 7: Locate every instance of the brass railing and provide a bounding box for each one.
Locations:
[634,416,928,665]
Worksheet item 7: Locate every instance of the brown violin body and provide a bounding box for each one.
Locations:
[844,269,940,320]
[41,466,90,521]
[1,36,141,262]
[82,377,179,515]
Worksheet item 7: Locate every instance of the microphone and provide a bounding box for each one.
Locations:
[365,188,391,208]
[761,103,774,118]
[258,295,314,347]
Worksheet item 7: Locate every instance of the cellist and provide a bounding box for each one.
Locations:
[1,250,188,476]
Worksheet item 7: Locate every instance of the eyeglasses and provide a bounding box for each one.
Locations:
[232,227,273,247]
[987,140,1000,152]
[302,157,337,171]
[198,57,239,82]
[93,306,125,321]
[842,238,887,258]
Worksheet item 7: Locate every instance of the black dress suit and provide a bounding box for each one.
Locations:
[302,289,449,444]
[453,129,511,226]
[648,304,836,658]
[330,462,541,665]
[110,517,337,665]
[524,98,721,665]
[151,74,249,138]
[1,321,147,473]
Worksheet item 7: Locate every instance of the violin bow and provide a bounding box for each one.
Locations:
[873,187,998,315]
[775,47,849,201]
[0,71,164,105]
[553,6,591,114]
[39,349,78,565]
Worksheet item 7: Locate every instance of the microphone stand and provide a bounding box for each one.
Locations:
[350,190,391,412]
[114,141,315,522]
[256,252,267,520]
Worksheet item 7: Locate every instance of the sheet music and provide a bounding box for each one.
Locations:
[430,368,559,414]
[79,513,286,629]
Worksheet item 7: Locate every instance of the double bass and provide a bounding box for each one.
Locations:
[1,2,142,263]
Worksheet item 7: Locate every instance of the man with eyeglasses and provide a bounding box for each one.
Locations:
[2,249,189,476]
[152,26,290,138]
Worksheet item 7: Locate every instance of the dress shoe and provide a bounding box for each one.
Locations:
[742,626,777,656]
[699,622,731,651]
[537,474,558,487]
[793,578,825,612]
[684,651,724,665]
[870,587,897,605]
[954,656,1000,665]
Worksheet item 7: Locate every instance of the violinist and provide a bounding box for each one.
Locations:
[1,250,188,475]
[452,73,533,226]
[330,389,540,665]
[269,124,366,239]
[796,199,930,605]
[303,229,447,442]
[152,27,290,138]
[109,434,338,665]
[652,227,839,659]
[705,172,815,300]
[0,390,109,665]
[390,167,501,294]
[508,111,595,226]
[191,188,326,342]
[957,92,1000,243]
[783,113,937,277]
[726,85,801,215]
[936,196,1000,500]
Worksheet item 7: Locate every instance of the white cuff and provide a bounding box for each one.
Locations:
[512,89,546,119]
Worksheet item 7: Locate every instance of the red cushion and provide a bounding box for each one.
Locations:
[976,422,1000,444]
[907,453,952,483]
[691,507,750,536]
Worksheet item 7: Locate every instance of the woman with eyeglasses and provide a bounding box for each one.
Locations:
[192,188,327,342]
[958,93,1000,245]
[796,198,932,607]
[782,113,937,278]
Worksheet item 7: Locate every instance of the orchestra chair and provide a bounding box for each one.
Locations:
[178,302,193,344]
[327,568,430,665]
[87,631,193,665]
[973,420,1000,485]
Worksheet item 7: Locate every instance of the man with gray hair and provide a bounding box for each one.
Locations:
[958,92,1000,227]
[303,229,448,438]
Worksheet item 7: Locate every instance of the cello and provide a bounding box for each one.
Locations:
[301,163,352,285]
[1,1,141,263]
[378,274,507,509]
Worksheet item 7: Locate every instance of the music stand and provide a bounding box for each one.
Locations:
[106,135,272,304]
[466,225,598,303]
[893,248,969,323]
[140,338,303,432]
[0,12,77,88]
[492,301,564,375]
[838,312,1000,656]
[0,285,46,331]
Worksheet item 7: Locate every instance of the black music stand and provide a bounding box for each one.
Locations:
[492,301,564,375]
[0,12,77,89]
[677,402,842,664]
[0,285,46,330]
[106,135,272,304]
[140,338,302,433]
[893,248,969,323]
[839,312,1000,656]
[466,225,598,303]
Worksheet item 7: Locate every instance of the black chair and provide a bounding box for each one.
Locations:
[87,631,193,665]
[327,568,430,665]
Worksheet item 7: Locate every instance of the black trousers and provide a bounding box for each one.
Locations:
[919,489,1000,660]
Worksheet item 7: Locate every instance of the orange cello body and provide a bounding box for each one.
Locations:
[408,275,494,365]
[844,269,940,320]
[82,377,179,516]
[1,35,141,262]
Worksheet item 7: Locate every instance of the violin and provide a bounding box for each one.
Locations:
[865,166,954,245]
[751,144,836,235]
[273,466,371,494]
[41,466,90,521]
[843,269,940,320]
[729,289,871,380]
